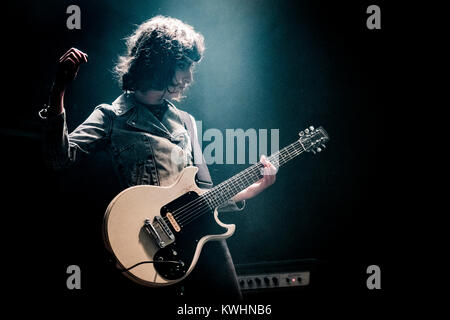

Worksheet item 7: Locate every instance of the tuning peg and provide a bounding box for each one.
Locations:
[317,147,322,152]
[311,149,316,154]
[309,126,314,131]
[299,131,304,136]
[305,128,309,134]
[321,144,326,149]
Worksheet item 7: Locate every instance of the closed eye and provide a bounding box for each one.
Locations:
[176,61,191,70]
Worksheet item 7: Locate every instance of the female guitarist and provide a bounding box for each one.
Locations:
[40,16,277,301]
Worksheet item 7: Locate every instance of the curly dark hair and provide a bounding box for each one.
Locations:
[114,16,205,92]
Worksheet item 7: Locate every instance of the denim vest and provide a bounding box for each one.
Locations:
[108,93,194,187]
[42,93,244,212]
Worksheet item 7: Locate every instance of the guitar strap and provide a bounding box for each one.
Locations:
[178,110,213,189]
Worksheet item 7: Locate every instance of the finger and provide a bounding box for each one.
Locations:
[73,49,88,63]
[75,48,88,61]
[59,47,77,62]
[70,48,88,62]
[63,52,82,66]
[63,56,77,66]
[59,49,72,62]
[262,163,274,176]
[260,155,269,166]
[268,162,278,174]
[71,49,84,62]
[61,52,79,63]
[68,51,82,63]
[59,47,85,63]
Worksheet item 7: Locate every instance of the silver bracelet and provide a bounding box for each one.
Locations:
[38,104,50,120]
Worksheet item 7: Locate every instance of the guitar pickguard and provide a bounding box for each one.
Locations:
[153,191,226,280]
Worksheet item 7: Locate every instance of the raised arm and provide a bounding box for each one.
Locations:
[46,48,88,117]
[40,48,111,170]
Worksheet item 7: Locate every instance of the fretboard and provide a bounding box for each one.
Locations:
[203,139,306,208]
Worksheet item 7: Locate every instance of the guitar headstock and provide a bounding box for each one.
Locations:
[298,126,329,154]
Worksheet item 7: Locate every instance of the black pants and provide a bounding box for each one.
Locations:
[180,239,242,301]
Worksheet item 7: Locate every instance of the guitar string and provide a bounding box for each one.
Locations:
[162,141,304,227]
[169,139,302,221]
[163,141,305,227]
[161,162,265,227]
[172,143,307,227]
[177,146,308,227]
[167,157,296,228]
[176,164,265,226]
[165,140,302,224]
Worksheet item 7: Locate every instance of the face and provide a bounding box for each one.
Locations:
[165,60,194,100]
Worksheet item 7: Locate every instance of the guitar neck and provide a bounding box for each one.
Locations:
[203,139,306,208]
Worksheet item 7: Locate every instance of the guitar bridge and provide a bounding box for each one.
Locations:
[144,216,175,249]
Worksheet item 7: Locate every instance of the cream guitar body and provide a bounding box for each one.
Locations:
[103,166,235,287]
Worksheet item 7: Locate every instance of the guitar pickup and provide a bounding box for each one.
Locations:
[144,216,175,249]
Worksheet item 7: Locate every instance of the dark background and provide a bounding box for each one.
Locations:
[3,0,394,313]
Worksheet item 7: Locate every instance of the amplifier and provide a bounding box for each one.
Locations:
[234,259,319,297]
[238,271,310,291]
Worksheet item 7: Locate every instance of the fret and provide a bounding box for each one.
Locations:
[203,139,306,207]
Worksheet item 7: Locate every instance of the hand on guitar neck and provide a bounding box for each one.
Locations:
[232,155,277,203]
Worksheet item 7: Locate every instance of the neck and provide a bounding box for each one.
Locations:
[134,90,166,105]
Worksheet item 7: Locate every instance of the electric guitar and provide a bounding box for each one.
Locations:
[103,126,329,286]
